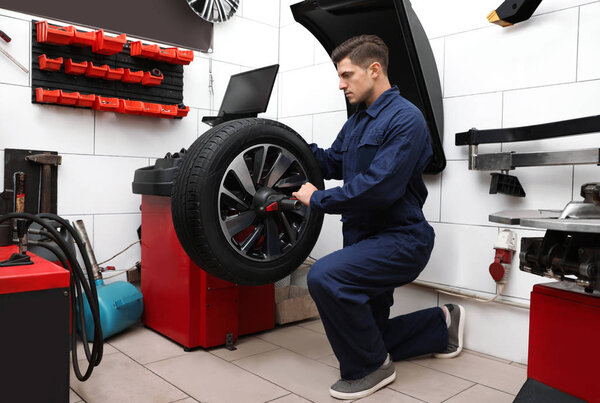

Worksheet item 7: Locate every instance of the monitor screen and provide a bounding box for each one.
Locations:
[218,64,279,115]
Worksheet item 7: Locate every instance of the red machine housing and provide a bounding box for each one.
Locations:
[528,283,600,402]
[141,195,274,349]
[0,246,70,402]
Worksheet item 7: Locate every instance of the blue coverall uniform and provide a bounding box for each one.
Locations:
[308,86,447,380]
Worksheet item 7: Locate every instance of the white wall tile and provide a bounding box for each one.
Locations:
[212,16,278,67]
[441,161,573,226]
[422,222,499,293]
[279,24,315,72]
[93,213,141,283]
[577,3,600,81]
[423,174,441,222]
[242,0,280,27]
[310,211,343,260]
[445,9,578,97]
[314,40,331,65]
[0,150,4,191]
[211,61,242,114]
[411,0,498,39]
[183,55,211,110]
[443,93,503,160]
[500,227,557,300]
[0,15,30,86]
[573,165,600,197]
[58,155,146,215]
[0,84,95,154]
[94,109,200,158]
[390,284,439,318]
[536,0,594,15]
[279,63,346,117]
[279,115,313,143]
[312,110,347,148]
[439,294,530,364]
[280,0,297,27]
[503,80,600,153]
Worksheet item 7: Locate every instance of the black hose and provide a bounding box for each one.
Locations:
[0,213,103,381]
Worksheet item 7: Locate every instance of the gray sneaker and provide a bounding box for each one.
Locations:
[329,358,396,400]
[434,304,465,359]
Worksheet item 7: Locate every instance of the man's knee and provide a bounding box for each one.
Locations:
[307,258,334,294]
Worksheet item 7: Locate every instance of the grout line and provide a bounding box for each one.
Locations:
[576,6,581,82]
[440,383,478,402]
[428,2,595,42]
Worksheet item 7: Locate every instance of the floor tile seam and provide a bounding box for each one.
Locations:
[439,383,479,402]
[384,386,428,402]
[106,344,193,401]
[406,361,521,396]
[386,384,441,403]
[210,348,297,399]
[316,357,339,370]
[263,392,316,403]
[207,343,281,362]
[298,325,325,336]
[253,336,332,360]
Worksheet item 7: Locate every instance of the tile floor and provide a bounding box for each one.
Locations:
[70,319,527,403]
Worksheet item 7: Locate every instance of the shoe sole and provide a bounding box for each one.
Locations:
[433,304,465,359]
[329,370,396,400]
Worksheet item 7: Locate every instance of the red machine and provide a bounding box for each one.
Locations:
[141,195,274,350]
[528,282,600,402]
[0,245,70,402]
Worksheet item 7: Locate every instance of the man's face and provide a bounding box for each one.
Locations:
[337,57,374,105]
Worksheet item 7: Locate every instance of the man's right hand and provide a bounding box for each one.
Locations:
[292,182,318,207]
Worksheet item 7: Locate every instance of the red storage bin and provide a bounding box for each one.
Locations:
[94,96,119,111]
[76,93,96,108]
[175,49,194,65]
[36,21,75,45]
[85,62,109,78]
[160,104,178,118]
[141,102,161,117]
[130,41,159,58]
[176,105,190,118]
[105,67,124,81]
[64,59,88,75]
[118,99,144,115]
[121,68,144,84]
[142,71,163,86]
[35,88,60,103]
[156,47,176,63]
[92,30,126,55]
[38,55,63,71]
[58,90,79,106]
[71,30,96,47]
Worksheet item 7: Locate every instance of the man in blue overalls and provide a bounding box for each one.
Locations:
[292,35,465,400]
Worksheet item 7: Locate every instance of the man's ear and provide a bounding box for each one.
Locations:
[368,62,382,79]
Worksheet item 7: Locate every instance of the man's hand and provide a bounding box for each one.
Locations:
[292,182,318,207]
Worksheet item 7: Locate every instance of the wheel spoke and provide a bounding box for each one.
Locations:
[252,145,268,185]
[265,150,297,188]
[265,216,280,257]
[221,188,249,209]
[279,212,297,243]
[274,173,306,189]
[229,155,256,196]
[240,224,263,253]
[224,211,256,237]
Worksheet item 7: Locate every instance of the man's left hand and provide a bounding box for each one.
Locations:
[292,182,318,207]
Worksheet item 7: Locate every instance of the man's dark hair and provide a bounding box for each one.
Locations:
[331,35,389,75]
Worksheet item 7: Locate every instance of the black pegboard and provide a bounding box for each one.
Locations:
[31,20,185,107]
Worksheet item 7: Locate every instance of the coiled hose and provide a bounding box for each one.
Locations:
[0,212,103,381]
